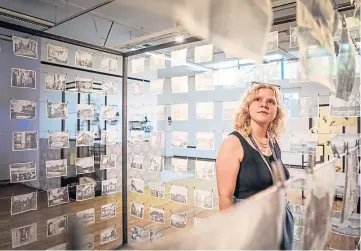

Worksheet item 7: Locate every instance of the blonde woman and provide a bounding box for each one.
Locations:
[216,82,293,250]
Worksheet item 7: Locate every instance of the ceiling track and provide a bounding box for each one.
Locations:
[0,7,54,28]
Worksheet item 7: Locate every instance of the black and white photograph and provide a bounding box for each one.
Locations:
[171,158,188,175]
[194,189,213,209]
[130,155,144,169]
[75,50,94,68]
[48,131,69,149]
[102,80,117,96]
[12,131,38,151]
[130,177,144,194]
[289,133,318,154]
[266,30,278,52]
[151,131,165,148]
[47,101,68,119]
[149,207,165,224]
[130,225,150,242]
[152,105,165,120]
[171,131,188,148]
[196,132,215,150]
[195,160,215,180]
[100,226,117,245]
[10,99,36,120]
[47,187,69,207]
[194,44,213,63]
[11,223,37,248]
[77,104,94,120]
[102,179,118,195]
[150,53,165,70]
[329,94,360,117]
[131,57,145,73]
[47,215,67,237]
[130,130,144,145]
[171,48,187,67]
[75,156,95,175]
[11,192,37,215]
[149,78,164,94]
[75,208,95,226]
[101,105,117,120]
[10,161,36,183]
[47,44,68,64]
[130,106,144,121]
[170,185,187,204]
[289,27,299,48]
[75,77,93,93]
[171,103,188,121]
[301,160,336,250]
[100,154,117,170]
[45,73,66,91]
[130,201,144,219]
[296,96,319,118]
[331,134,360,160]
[171,75,188,93]
[101,130,117,145]
[47,242,67,250]
[46,159,67,178]
[76,131,94,147]
[194,217,205,226]
[195,72,215,91]
[12,36,38,59]
[82,234,94,250]
[100,57,117,72]
[223,101,238,120]
[170,212,187,230]
[76,183,95,201]
[101,202,117,220]
[149,156,164,172]
[150,229,164,241]
[149,181,165,199]
[196,102,214,119]
[11,68,36,89]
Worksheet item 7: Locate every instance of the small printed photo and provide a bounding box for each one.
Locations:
[222,101,238,120]
[11,192,37,215]
[149,156,164,172]
[171,103,188,121]
[48,131,69,149]
[266,30,278,52]
[171,158,188,175]
[129,177,144,194]
[100,154,117,170]
[149,207,165,224]
[194,189,213,209]
[171,131,188,148]
[196,102,214,119]
[195,160,215,180]
[47,215,67,237]
[102,179,117,195]
[75,208,95,226]
[101,130,117,145]
[151,131,165,148]
[170,185,187,204]
[12,131,38,151]
[100,57,117,72]
[11,223,37,248]
[77,104,94,120]
[152,105,165,120]
[329,94,360,117]
[130,130,144,145]
[75,50,94,68]
[130,225,150,242]
[150,229,164,241]
[10,161,36,183]
[289,133,318,154]
[100,226,117,245]
[102,80,117,96]
[196,132,215,150]
[10,99,36,120]
[82,234,94,250]
[11,68,36,89]
[149,182,165,199]
[149,79,164,94]
[47,44,68,64]
[12,36,38,59]
[75,77,93,93]
[76,131,94,147]
[45,73,66,91]
[130,201,145,219]
[289,27,299,48]
[101,202,117,220]
[101,106,117,120]
[46,159,67,178]
[130,155,144,169]
[170,212,187,229]
[47,187,69,207]
[193,217,206,226]
[75,156,95,175]
[76,183,95,201]
[47,101,68,119]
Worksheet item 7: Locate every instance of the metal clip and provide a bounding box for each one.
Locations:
[331,144,340,158]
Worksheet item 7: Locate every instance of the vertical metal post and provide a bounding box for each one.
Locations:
[342,126,345,172]
[121,55,128,245]
[61,91,65,160]
[77,93,81,158]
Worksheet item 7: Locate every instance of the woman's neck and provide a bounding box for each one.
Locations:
[250,120,269,139]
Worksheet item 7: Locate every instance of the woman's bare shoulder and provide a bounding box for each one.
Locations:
[218,134,244,160]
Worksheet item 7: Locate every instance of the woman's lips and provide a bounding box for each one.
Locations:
[258,111,269,115]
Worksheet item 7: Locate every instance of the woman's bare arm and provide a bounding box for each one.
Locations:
[216,135,244,211]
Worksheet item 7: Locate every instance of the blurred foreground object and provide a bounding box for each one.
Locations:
[174,0,273,64]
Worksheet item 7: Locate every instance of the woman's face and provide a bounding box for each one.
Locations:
[248,88,278,126]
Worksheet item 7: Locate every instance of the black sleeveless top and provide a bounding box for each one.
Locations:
[230,131,290,199]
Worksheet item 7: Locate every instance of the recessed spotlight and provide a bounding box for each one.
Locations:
[175,36,184,42]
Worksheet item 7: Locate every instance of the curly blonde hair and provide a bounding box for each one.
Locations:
[233,83,285,139]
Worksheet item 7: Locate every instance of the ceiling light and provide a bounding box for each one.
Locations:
[175,36,184,42]
[129,47,137,51]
